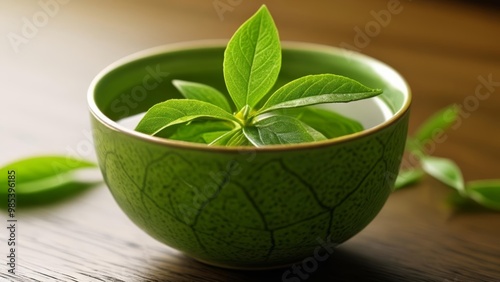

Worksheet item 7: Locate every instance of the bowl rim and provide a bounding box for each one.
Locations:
[88,40,411,152]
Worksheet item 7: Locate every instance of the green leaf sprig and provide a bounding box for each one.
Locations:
[0,156,101,206]
[395,104,500,211]
[135,5,382,146]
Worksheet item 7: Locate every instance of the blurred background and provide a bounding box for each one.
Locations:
[0,1,499,281]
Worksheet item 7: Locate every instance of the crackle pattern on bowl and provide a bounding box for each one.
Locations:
[91,111,408,268]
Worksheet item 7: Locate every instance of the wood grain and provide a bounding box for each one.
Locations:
[1,0,499,281]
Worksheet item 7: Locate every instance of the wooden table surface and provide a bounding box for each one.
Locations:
[1,0,499,281]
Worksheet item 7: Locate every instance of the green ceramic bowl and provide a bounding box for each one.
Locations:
[88,41,411,269]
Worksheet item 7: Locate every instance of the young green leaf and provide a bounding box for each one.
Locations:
[301,123,328,142]
[0,156,97,196]
[394,168,425,190]
[257,74,382,114]
[421,156,465,195]
[135,99,239,135]
[280,107,364,138]
[210,128,249,146]
[202,131,232,144]
[135,5,382,148]
[223,5,281,110]
[243,115,325,146]
[167,120,234,144]
[465,180,500,211]
[172,80,232,113]
[413,104,459,148]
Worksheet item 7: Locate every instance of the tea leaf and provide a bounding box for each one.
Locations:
[466,180,500,211]
[227,131,250,146]
[134,5,380,148]
[302,123,328,142]
[414,104,459,148]
[167,120,234,144]
[202,131,232,144]
[280,107,364,138]
[243,115,324,146]
[0,156,97,196]
[394,168,425,190]
[258,74,382,114]
[421,156,465,195]
[210,128,249,146]
[223,5,281,110]
[135,99,239,135]
[172,80,232,113]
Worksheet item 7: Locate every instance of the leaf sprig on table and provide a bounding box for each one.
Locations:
[395,104,500,210]
[134,5,382,146]
[0,156,100,206]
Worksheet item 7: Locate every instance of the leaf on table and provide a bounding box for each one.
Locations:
[465,180,500,211]
[135,99,239,136]
[172,80,233,113]
[413,104,459,149]
[280,106,364,138]
[258,74,382,114]
[243,115,325,146]
[223,5,281,110]
[421,156,465,194]
[0,156,99,205]
[394,168,425,190]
